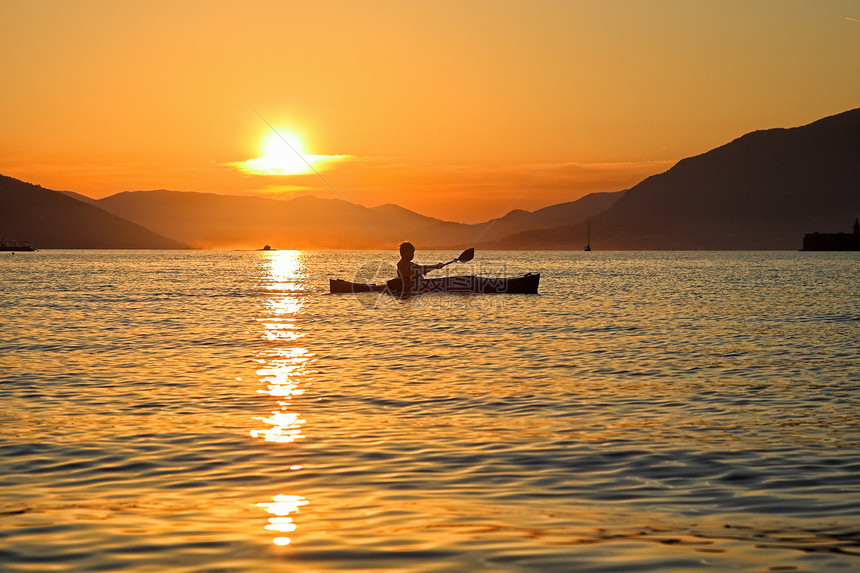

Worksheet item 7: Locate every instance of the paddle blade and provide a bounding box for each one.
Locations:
[457,248,475,263]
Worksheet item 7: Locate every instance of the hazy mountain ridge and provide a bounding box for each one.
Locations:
[95,190,440,249]
[90,188,621,250]
[1,174,618,250]
[59,190,100,206]
[417,191,624,248]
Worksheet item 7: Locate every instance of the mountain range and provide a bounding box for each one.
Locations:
[492,107,860,250]
[2,107,858,250]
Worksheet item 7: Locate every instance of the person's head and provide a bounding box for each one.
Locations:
[399,241,415,260]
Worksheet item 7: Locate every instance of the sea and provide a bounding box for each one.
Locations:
[1,250,858,572]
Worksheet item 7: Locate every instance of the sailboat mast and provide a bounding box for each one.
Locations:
[584,219,592,251]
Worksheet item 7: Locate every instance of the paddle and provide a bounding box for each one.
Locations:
[438,247,475,269]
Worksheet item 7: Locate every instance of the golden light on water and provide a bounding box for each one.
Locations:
[251,346,310,444]
[257,494,309,546]
[253,250,312,546]
[250,409,307,443]
[265,250,306,292]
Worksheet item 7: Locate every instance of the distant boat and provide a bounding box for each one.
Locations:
[584,220,592,251]
[0,240,35,252]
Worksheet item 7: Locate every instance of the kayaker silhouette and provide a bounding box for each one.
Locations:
[394,242,443,293]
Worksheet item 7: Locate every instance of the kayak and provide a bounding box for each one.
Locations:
[329,273,540,295]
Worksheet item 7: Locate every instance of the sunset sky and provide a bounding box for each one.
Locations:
[2,0,858,223]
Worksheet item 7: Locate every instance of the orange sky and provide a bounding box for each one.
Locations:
[2,0,858,223]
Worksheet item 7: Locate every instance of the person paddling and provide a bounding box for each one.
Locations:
[396,242,443,293]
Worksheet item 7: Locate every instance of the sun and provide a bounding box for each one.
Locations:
[228,128,352,177]
[251,131,315,176]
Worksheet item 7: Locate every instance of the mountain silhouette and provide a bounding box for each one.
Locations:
[1,174,620,250]
[0,175,187,249]
[489,108,860,250]
[4,108,856,250]
[92,188,621,249]
[94,190,439,249]
[414,191,623,248]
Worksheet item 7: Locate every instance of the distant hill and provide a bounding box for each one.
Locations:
[489,108,860,250]
[414,191,624,248]
[93,188,622,250]
[94,190,441,249]
[0,175,187,249]
[0,173,624,251]
[59,190,100,206]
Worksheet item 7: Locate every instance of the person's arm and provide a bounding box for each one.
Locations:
[416,262,443,274]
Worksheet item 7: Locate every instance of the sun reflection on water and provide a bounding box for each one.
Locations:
[253,250,312,546]
[257,493,310,546]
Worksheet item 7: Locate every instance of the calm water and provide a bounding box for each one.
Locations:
[1,250,858,572]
